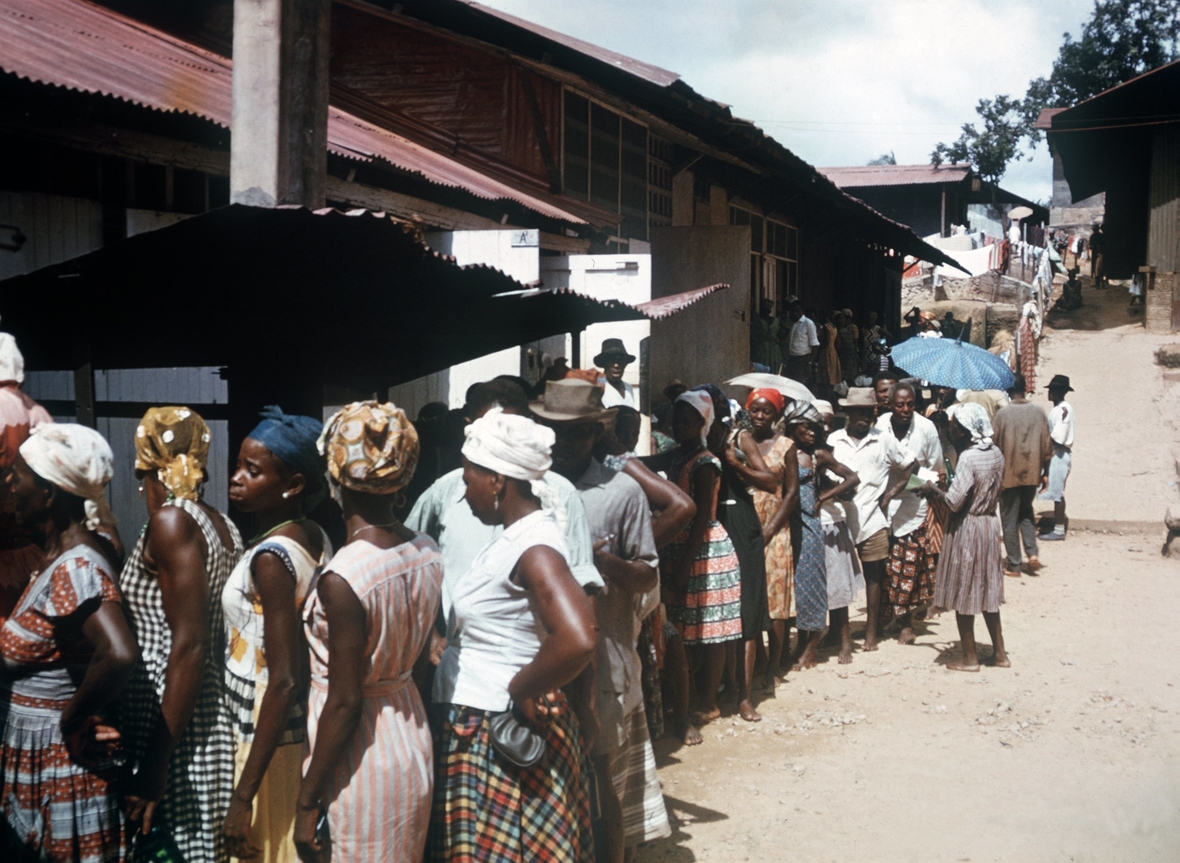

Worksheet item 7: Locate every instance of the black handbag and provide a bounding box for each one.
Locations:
[488,701,545,768]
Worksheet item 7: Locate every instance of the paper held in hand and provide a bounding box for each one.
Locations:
[905,467,940,491]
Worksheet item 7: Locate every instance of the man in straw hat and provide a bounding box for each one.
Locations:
[827,387,917,651]
[533,379,669,861]
[594,337,639,410]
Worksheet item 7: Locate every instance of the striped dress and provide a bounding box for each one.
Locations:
[303,535,442,863]
[120,498,243,863]
[932,444,1006,615]
[662,450,742,645]
[1,545,124,863]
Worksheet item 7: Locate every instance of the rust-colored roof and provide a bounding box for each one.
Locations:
[458,1,681,88]
[818,164,973,188]
[637,284,729,319]
[1033,107,1065,130]
[0,0,585,224]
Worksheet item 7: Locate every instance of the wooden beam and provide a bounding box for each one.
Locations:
[519,71,563,194]
[324,176,511,230]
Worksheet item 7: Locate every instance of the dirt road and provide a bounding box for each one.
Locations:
[637,282,1180,862]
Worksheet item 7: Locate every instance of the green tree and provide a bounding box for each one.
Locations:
[867,151,897,166]
[931,0,1179,180]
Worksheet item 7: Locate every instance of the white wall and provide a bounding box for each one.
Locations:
[389,230,542,417]
[0,191,103,281]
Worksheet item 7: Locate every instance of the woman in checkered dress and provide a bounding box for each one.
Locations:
[430,408,597,863]
[119,408,243,863]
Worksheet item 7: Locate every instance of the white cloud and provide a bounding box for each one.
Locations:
[477,0,1096,202]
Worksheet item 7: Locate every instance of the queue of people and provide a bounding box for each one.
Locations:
[0,326,1077,863]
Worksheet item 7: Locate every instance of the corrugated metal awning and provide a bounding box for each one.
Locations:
[636,284,729,319]
[819,165,973,189]
[0,0,587,225]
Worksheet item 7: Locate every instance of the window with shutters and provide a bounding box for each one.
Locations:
[562,89,649,241]
[730,205,799,311]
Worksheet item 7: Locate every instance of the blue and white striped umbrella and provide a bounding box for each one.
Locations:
[891,337,1015,391]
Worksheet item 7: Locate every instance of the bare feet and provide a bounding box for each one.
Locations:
[683,724,703,746]
[861,637,879,652]
[838,644,852,664]
[990,653,1011,668]
[1004,569,1022,578]
[946,660,980,672]
[1025,555,1042,572]
[739,699,762,722]
[692,707,721,725]
[897,627,916,645]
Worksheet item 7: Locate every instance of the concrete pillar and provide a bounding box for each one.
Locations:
[231,0,330,208]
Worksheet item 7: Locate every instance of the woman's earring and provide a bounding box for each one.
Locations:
[493,495,500,512]
[282,491,291,499]
[137,484,144,498]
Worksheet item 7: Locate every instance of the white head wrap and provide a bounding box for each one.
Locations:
[20,423,116,530]
[0,333,24,384]
[462,408,564,527]
[675,390,714,444]
[948,402,993,447]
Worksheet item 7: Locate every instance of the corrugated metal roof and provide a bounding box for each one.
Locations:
[636,284,729,320]
[818,164,973,188]
[0,0,585,225]
[459,1,681,88]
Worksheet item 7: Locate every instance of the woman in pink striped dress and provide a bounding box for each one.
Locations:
[294,402,443,863]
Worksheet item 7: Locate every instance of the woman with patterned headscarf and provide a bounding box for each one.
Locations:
[429,407,597,863]
[120,406,244,863]
[295,402,442,863]
[220,407,331,863]
[919,402,1008,672]
[1,424,137,863]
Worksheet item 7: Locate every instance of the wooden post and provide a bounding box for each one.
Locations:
[940,185,947,238]
[231,0,330,208]
[74,362,96,429]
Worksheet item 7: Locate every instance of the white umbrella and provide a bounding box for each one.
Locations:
[1008,205,1034,221]
[726,373,814,403]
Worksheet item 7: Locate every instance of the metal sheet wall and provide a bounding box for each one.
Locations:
[1148,124,1180,274]
[24,368,230,542]
[0,191,104,282]
[331,4,558,185]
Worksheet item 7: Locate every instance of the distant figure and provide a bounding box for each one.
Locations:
[1089,223,1106,288]
[785,301,819,384]
[1038,375,1075,541]
[757,300,784,373]
[991,374,1052,578]
[595,338,638,410]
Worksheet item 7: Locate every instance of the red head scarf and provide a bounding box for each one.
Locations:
[746,388,786,414]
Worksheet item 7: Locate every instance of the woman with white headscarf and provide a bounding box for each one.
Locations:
[919,402,1008,672]
[1,424,138,863]
[429,407,597,863]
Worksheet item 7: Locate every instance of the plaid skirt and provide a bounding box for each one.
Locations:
[428,704,594,863]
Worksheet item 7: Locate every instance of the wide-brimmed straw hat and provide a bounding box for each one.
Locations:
[593,338,636,367]
[838,387,877,408]
[530,379,615,423]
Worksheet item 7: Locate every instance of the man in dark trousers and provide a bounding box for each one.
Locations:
[992,373,1052,576]
[1089,223,1106,289]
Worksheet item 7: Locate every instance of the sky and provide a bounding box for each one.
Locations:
[478,0,1099,203]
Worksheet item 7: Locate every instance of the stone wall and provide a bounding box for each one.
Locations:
[1147,271,1176,334]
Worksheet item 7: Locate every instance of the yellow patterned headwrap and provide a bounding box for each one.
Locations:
[317,401,419,495]
[135,406,212,501]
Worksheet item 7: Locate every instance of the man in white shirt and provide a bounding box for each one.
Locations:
[534,379,668,863]
[594,338,639,410]
[828,387,917,651]
[1038,374,1075,540]
[406,379,603,621]
[784,301,819,384]
[875,381,944,644]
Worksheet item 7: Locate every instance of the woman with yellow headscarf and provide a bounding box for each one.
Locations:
[294,402,443,863]
[119,406,244,863]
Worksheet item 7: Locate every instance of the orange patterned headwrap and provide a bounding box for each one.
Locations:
[745,388,786,414]
[317,401,419,495]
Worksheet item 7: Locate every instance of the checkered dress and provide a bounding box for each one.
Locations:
[428,705,594,863]
[119,498,243,863]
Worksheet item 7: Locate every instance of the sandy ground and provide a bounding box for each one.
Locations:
[636,279,1180,862]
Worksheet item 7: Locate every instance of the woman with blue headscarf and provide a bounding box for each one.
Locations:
[221,407,331,863]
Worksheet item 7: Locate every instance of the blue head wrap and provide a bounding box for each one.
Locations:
[248,406,326,507]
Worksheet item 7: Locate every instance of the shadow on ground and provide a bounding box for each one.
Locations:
[1043,275,1143,333]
